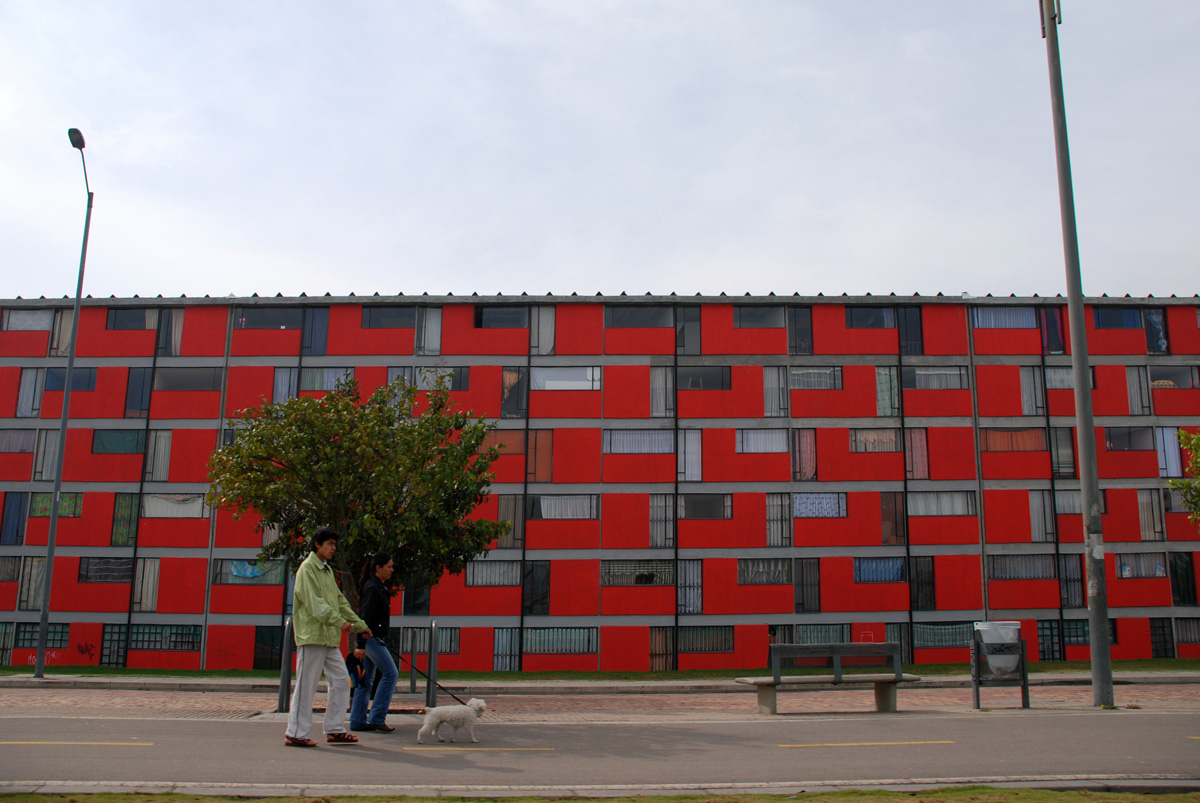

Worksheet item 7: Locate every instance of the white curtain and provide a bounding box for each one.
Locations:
[18,557,45,610]
[163,309,184,356]
[763,366,789,417]
[299,367,351,392]
[736,428,788,453]
[1043,366,1075,389]
[143,430,171,482]
[603,429,674,454]
[0,430,35,453]
[273,367,298,402]
[738,558,791,584]
[850,428,900,453]
[1156,427,1183,477]
[988,554,1056,580]
[907,491,975,516]
[16,369,44,418]
[971,307,1037,329]
[910,366,967,390]
[1137,489,1165,541]
[1127,366,1151,415]
[33,430,58,481]
[530,306,556,356]
[531,366,599,390]
[792,492,846,518]
[650,366,675,418]
[140,493,208,518]
[1029,490,1055,542]
[876,366,899,416]
[466,559,522,586]
[789,366,841,390]
[905,428,929,479]
[1118,552,1167,579]
[677,429,702,480]
[133,558,159,611]
[538,494,598,519]
[415,306,442,355]
[1020,366,1045,415]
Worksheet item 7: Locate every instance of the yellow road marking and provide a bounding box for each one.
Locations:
[780,740,954,748]
[0,741,153,747]
[404,747,555,751]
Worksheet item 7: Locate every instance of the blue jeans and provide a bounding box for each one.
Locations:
[349,637,398,728]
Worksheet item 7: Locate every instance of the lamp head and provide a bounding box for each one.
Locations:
[68,129,86,150]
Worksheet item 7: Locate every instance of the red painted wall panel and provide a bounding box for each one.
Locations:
[355,365,389,399]
[441,305,528,355]
[678,624,764,671]
[922,305,969,355]
[137,518,210,548]
[988,578,1059,609]
[1094,428,1160,479]
[555,304,604,355]
[601,365,651,419]
[75,308,156,357]
[600,626,650,671]
[812,305,898,355]
[600,493,650,549]
[1152,387,1200,416]
[63,429,142,483]
[150,390,222,420]
[40,366,128,419]
[1106,559,1172,607]
[1085,306,1147,355]
[600,585,675,615]
[209,584,285,615]
[68,621,103,666]
[225,366,273,416]
[215,508,266,548]
[169,429,218,482]
[972,328,1042,355]
[790,364,877,418]
[0,329,50,357]
[552,427,601,483]
[701,558,790,615]
[205,624,256,669]
[793,491,883,548]
[489,453,526,484]
[1101,488,1144,543]
[230,328,301,356]
[699,305,788,355]
[934,554,983,609]
[550,559,599,615]
[326,304,415,356]
[526,518,601,550]
[975,365,1022,417]
[0,453,33,482]
[678,366,764,419]
[605,327,674,355]
[24,492,112,547]
[1093,365,1130,416]
[0,366,20,417]
[53,556,131,612]
[816,427,904,482]
[983,489,1032,543]
[522,653,599,672]
[820,557,909,612]
[179,306,229,357]
[908,514,979,546]
[1165,305,1200,355]
[926,427,976,480]
[439,626,494,671]
[678,494,767,549]
[1111,617,1151,661]
[126,650,201,670]
[428,572,521,616]
[0,579,17,611]
[701,428,790,483]
[529,389,602,419]
[156,557,208,613]
[1166,513,1198,542]
[903,388,972,417]
[603,453,674,483]
[981,451,1050,480]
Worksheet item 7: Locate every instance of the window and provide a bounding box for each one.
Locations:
[403,585,430,616]
[1044,366,1094,389]
[1105,426,1154,451]
[530,366,601,391]
[479,430,526,455]
[1177,618,1200,644]
[1050,427,1076,478]
[1127,366,1151,416]
[1137,489,1165,541]
[16,368,45,417]
[987,554,1056,580]
[789,366,841,390]
[126,367,152,417]
[526,429,553,482]
[501,367,529,419]
[361,305,416,328]
[30,492,83,518]
[49,309,74,356]
[907,491,976,516]
[45,367,96,392]
[15,622,69,649]
[1054,489,1107,515]
[738,558,791,585]
[650,366,675,417]
[140,493,208,518]
[849,428,900,453]
[2,308,54,330]
[676,306,700,355]
[1063,618,1119,646]
[79,557,135,583]
[897,307,923,355]
[791,428,817,481]
[605,305,672,328]
[523,627,598,654]
[233,306,303,329]
[845,306,894,329]
[677,559,702,614]
[1165,488,1188,514]
[128,624,201,651]
[1144,308,1168,354]
[1,492,28,545]
[107,308,157,330]
[601,560,675,586]
[530,306,555,355]
[18,557,45,610]
[787,307,813,355]
[764,366,789,417]
[677,429,701,481]
[735,429,788,453]
[1155,427,1183,478]
[0,556,19,582]
[979,428,1047,451]
[301,307,329,355]
[111,492,138,547]
[876,366,899,416]
[854,557,906,583]
[901,366,968,390]
[766,493,792,547]
[495,495,524,549]
[794,558,820,613]
[156,309,184,357]
[1041,307,1066,354]
[465,560,522,586]
[1029,490,1056,543]
[678,494,731,519]
[881,491,907,545]
[971,307,1037,328]
[32,430,58,481]
[92,429,145,454]
[1150,365,1199,389]
[677,366,730,390]
[393,626,460,655]
[0,430,36,453]
[143,430,171,482]
[272,367,299,402]
[525,494,598,520]
[1020,366,1045,415]
[414,306,442,356]
[905,428,929,480]
[1092,306,1141,329]
[474,306,528,328]
[602,429,674,454]
[212,559,285,585]
[650,493,676,548]
[910,556,935,610]
[793,492,846,518]
[1060,554,1085,608]
[1118,552,1167,579]
[734,306,784,328]
[299,367,352,392]
[415,366,469,391]
[677,626,734,653]
[152,367,222,392]
[912,622,973,648]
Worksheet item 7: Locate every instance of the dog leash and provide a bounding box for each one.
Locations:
[385,643,469,706]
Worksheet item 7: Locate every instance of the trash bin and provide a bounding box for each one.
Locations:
[974,621,1021,678]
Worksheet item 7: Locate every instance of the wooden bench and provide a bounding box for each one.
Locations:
[736,642,921,715]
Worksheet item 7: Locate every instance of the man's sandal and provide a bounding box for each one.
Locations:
[284,735,318,747]
[326,732,359,744]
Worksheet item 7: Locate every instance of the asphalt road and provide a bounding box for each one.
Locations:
[3,709,1198,795]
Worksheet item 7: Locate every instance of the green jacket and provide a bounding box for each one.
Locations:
[291,552,367,647]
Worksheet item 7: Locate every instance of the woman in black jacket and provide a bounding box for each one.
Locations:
[349,552,398,732]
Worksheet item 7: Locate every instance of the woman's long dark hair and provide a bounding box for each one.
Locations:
[360,551,392,594]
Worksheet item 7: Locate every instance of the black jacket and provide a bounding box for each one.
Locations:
[356,575,391,648]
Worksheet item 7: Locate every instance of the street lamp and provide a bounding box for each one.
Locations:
[33,129,93,678]
[1038,1,1114,706]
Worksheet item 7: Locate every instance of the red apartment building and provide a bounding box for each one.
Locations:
[0,294,1197,671]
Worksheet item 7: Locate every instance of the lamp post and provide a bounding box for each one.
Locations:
[1038,0,1114,706]
[33,129,93,679]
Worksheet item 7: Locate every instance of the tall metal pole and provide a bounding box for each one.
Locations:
[34,130,92,679]
[1039,0,1114,706]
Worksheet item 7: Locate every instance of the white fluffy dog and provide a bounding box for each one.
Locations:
[416,697,487,744]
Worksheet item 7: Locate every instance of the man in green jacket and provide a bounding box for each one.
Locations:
[284,527,372,747]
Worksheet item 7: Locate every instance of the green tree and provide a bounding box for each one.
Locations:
[206,374,507,606]
[1168,429,1200,529]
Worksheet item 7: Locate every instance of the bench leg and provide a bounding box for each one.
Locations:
[757,685,778,715]
[874,682,897,713]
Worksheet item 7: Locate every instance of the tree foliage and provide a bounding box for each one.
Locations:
[1168,429,1200,529]
[206,375,506,605]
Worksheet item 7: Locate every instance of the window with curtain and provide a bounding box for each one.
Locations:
[1150,365,1199,389]
[912,621,974,648]
[0,556,19,582]
[49,309,74,357]
[793,558,821,613]
[1,492,29,545]
[987,554,1056,580]
[361,305,416,329]
[979,428,1047,452]
[526,429,553,482]
[971,307,1038,329]
[766,493,792,547]
[530,366,600,391]
[602,429,674,454]
[522,627,598,654]
[212,560,285,585]
[478,429,526,456]
[299,367,352,392]
[78,557,135,583]
[155,309,184,357]
[1019,366,1046,415]
[901,366,969,390]
[1044,365,1095,389]
[1105,426,1154,451]
[29,492,83,518]
[1126,366,1151,416]
[1054,489,1107,515]
[650,366,676,417]
[125,367,152,418]
[678,494,731,520]
[738,558,791,584]
[677,429,702,481]
[676,305,700,354]
[1050,427,1076,478]
[500,366,528,418]
[140,493,208,518]
[530,306,555,355]
[849,428,901,453]
[789,366,842,390]
[33,429,58,481]
[793,492,847,518]
[677,626,734,653]
[600,560,675,585]
[1118,552,1167,578]
[107,308,158,330]
[1143,308,1169,354]
[414,306,442,355]
[904,428,929,479]
[907,491,976,516]
[415,366,468,391]
[1155,427,1183,477]
[525,494,599,520]
[791,428,817,481]
[387,366,414,387]
[881,491,906,545]
[763,365,789,417]
[495,495,524,548]
[143,430,171,482]
[735,429,788,453]
[466,560,522,586]
[854,557,906,583]
[876,366,899,416]
[649,493,676,548]
[1093,307,1142,329]
[1029,490,1056,543]
[18,557,45,610]
[111,492,138,547]
[16,368,45,417]
[271,367,298,402]
[787,307,813,355]
[0,430,36,453]
[1137,489,1165,541]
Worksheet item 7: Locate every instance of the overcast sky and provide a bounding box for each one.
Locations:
[1,1,1196,302]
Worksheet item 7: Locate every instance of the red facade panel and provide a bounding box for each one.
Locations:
[0,366,22,416]
[326,304,415,356]
[1106,559,1172,607]
[701,428,790,483]
[552,427,601,483]
[550,559,600,615]
[908,514,979,545]
[678,366,764,419]
[604,327,674,355]
[1165,305,1200,354]
[1094,428,1159,479]
[815,427,904,482]
[179,306,230,357]
[820,556,909,612]
[439,626,495,671]
[24,494,111,547]
[0,329,50,357]
[530,389,602,419]
[1085,307,1147,355]
[205,624,256,669]
[1152,387,1200,416]
[53,556,131,612]
[987,578,1059,609]
[678,494,766,549]
[926,427,976,479]
[169,429,218,482]
[903,388,972,417]
[526,518,601,550]
[230,328,301,357]
[156,557,208,613]
[602,453,674,483]
[214,508,265,548]
[600,493,650,549]
[600,585,674,615]
[39,366,128,419]
[981,451,1050,480]
[983,489,1032,543]
[150,390,222,420]
[677,624,764,671]
[600,626,651,671]
[975,365,1022,417]
[554,304,604,355]
[790,364,877,418]
[75,308,156,357]
[441,305,528,355]
[68,621,104,666]
[209,584,285,615]
[793,492,884,548]
[1099,488,1143,543]
[225,366,274,416]
[63,430,142,483]
[699,305,788,355]
[0,453,33,482]
[972,328,1042,355]
[137,518,210,548]
[812,305,898,355]
[934,554,983,609]
[601,365,651,419]
[1093,365,1131,416]
[702,558,791,614]
[921,305,969,355]
[429,572,521,617]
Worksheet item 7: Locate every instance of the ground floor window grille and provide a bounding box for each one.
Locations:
[101,624,127,667]
[886,623,912,665]
[128,624,201,651]
[1037,620,1063,661]
[1062,619,1119,646]
[0,621,12,665]
[254,625,283,670]
[1176,618,1200,644]
[677,625,733,653]
[649,626,675,671]
[768,624,793,645]
[493,627,520,671]
[794,623,850,644]
[1150,617,1175,659]
[16,622,69,649]
[1059,554,1085,608]
[677,559,703,614]
[0,556,19,583]
[912,622,973,649]
[909,556,935,611]
[649,493,676,548]
[794,557,820,613]
[1171,553,1197,607]
[523,627,597,654]
[392,626,460,656]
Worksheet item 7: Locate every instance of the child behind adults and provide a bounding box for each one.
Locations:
[284,527,372,747]
[349,552,399,732]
